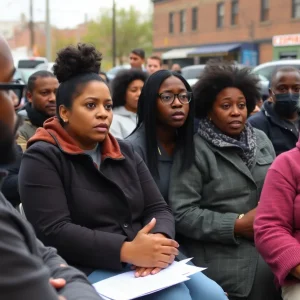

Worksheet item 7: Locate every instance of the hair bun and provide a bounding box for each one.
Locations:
[53,43,102,83]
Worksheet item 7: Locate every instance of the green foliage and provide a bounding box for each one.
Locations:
[37,29,77,61]
[83,6,152,69]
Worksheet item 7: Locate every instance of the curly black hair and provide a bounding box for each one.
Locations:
[53,43,105,125]
[193,62,261,118]
[111,69,147,108]
[53,43,102,83]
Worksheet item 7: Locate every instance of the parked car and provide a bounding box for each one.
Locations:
[14,68,36,84]
[181,64,206,87]
[12,57,49,85]
[17,57,48,69]
[253,60,300,81]
[182,63,247,87]
[257,74,270,101]
[35,62,55,72]
[106,65,131,81]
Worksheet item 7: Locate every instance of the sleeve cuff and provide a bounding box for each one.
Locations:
[152,222,175,240]
[219,213,239,244]
[274,246,300,286]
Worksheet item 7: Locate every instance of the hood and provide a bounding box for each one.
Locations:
[113,106,137,119]
[27,117,124,160]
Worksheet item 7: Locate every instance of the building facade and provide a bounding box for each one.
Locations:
[152,0,300,67]
[0,21,21,40]
[7,22,88,61]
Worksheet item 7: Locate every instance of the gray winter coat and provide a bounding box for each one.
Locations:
[169,128,275,298]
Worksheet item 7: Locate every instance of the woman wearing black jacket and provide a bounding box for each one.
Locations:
[126,70,194,204]
[19,44,226,300]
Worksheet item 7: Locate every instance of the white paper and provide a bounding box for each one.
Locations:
[93,258,205,300]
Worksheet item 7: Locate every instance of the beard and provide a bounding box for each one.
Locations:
[0,120,17,165]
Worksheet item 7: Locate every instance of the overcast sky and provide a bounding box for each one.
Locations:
[1,0,152,28]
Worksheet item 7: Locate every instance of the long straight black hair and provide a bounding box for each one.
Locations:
[131,70,195,177]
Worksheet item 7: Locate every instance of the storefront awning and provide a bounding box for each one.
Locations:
[188,43,241,56]
[162,47,196,60]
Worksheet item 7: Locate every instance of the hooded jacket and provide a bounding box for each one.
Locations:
[255,138,300,287]
[110,106,137,139]
[248,101,299,156]
[19,117,174,275]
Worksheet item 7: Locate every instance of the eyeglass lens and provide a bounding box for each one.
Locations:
[160,92,191,104]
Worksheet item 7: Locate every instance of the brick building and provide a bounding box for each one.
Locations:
[152,0,300,67]
[7,22,88,60]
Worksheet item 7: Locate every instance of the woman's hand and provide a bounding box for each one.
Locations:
[291,265,300,280]
[234,208,257,240]
[50,278,66,289]
[121,218,179,269]
[132,266,162,277]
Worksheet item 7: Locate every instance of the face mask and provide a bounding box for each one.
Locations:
[273,92,300,118]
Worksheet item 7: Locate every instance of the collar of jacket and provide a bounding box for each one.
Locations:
[21,102,50,128]
[201,128,271,185]
[262,101,300,129]
[27,117,125,161]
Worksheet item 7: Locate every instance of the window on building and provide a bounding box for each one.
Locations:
[260,0,269,22]
[169,12,174,33]
[292,0,300,18]
[231,0,239,25]
[180,10,186,33]
[217,2,225,28]
[192,7,198,31]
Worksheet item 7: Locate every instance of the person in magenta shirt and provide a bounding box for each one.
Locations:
[255,135,300,299]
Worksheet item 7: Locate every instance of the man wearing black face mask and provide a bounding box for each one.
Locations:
[249,66,300,156]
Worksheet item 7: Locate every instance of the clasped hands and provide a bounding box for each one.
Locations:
[120,218,179,278]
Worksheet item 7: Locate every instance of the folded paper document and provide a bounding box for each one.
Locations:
[93,258,206,300]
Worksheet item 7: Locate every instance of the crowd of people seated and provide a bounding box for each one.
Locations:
[2,36,300,300]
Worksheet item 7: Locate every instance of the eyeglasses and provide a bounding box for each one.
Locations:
[0,81,25,108]
[158,92,192,105]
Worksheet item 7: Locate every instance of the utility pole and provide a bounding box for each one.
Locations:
[46,0,52,60]
[112,0,116,67]
[29,0,35,56]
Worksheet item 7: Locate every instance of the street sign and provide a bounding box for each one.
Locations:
[273,34,300,47]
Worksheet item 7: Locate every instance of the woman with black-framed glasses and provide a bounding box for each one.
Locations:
[126,70,195,204]
[126,70,228,299]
